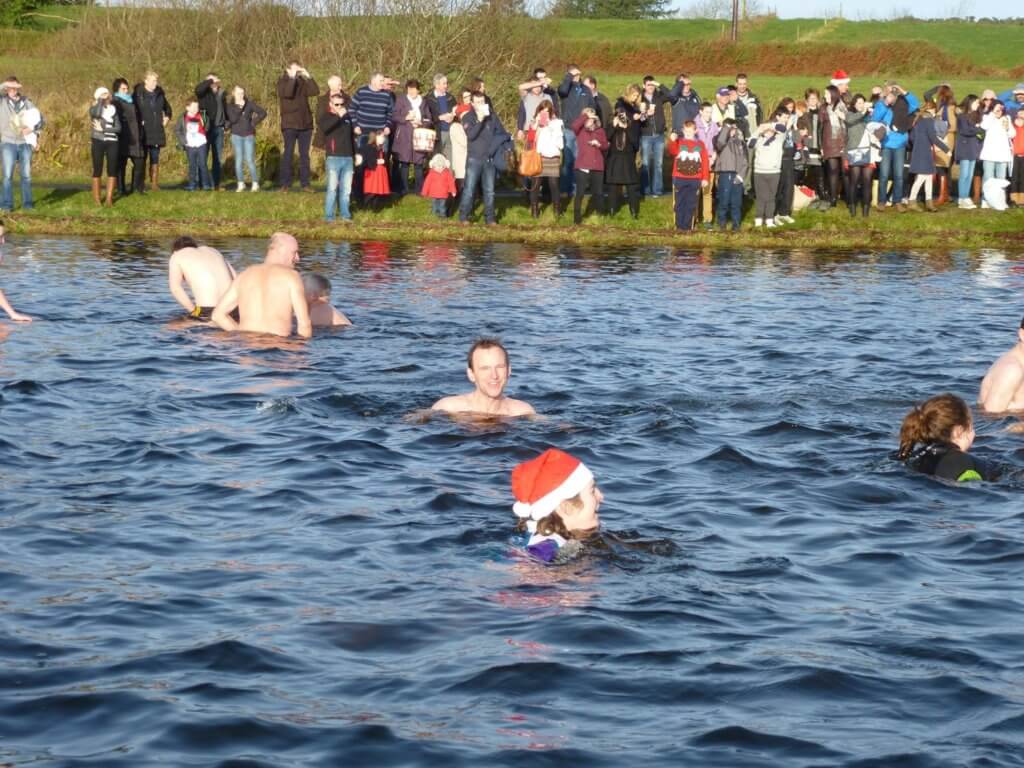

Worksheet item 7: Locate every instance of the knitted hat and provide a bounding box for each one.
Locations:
[1013,83,1024,96]
[512,448,593,523]
[830,70,850,87]
[94,86,110,100]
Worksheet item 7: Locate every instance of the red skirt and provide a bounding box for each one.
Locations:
[364,164,391,195]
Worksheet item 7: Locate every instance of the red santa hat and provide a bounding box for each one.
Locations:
[830,69,850,87]
[512,448,593,523]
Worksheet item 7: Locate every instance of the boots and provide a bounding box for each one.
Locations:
[105,177,116,207]
[92,177,102,205]
[862,202,870,217]
[530,202,540,219]
[936,173,949,206]
[848,202,857,218]
[972,174,981,206]
[553,196,562,219]
[925,199,938,212]
[150,164,160,191]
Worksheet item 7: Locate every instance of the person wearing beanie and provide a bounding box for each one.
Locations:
[89,86,121,207]
[420,152,457,219]
[512,448,603,563]
[432,337,535,418]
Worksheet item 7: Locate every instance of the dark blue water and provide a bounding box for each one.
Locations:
[2,237,1024,767]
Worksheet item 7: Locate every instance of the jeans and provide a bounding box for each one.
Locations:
[1,142,33,210]
[395,161,424,196]
[983,160,1009,184]
[958,159,976,200]
[185,145,212,190]
[560,128,577,195]
[716,171,744,229]
[231,134,259,185]
[459,157,496,223]
[432,198,446,217]
[281,128,312,188]
[324,155,354,221]
[640,134,665,196]
[673,177,700,229]
[878,146,906,204]
[206,125,225,187]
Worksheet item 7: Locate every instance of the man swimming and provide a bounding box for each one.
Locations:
[212,232,312,339]
[979,317,1024,413]
[167,235,236,319]
[432,338,535,417]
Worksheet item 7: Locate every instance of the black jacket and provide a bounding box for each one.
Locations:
[114,97,143,157]
[639,85,677,136]
[605,120,640,185]
[319,110,355,157]
[557,74,596,126]
[225,99,267,138]
[132,84,171,147]
[669,84,702,132]
[195,79,226,128]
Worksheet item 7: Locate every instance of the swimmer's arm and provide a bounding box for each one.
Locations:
[291,276,312,339]
[167,257,195,313]
[211,281,240,331]
[331,306,352,326]
[981,366,1024,413]
[430,395,458,412]
[0,288,31,322]
[227,262,238,280]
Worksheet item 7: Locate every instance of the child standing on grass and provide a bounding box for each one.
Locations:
[667,120,709,231]
[907,101,948,212]
[420,153,457,219]
[174,99,212,192]
[713,118,748,231]
[749,120,785,227]
[359,131,390,212]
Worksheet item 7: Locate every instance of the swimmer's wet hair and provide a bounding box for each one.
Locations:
[172,235,198,252]
[302,272,331,298]
[1019,315,1024,330]
[898,393,972,460]
[514,494,583,539]
[467,337,508,369]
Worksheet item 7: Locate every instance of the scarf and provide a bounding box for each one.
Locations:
[114,92,133,104]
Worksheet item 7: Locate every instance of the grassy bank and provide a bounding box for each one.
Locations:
[5,185,1024,251]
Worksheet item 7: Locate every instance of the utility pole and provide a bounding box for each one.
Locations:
[731,0,739,41]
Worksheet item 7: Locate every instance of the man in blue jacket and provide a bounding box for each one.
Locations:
[669,74,702,133]
[996,84,1024,118]
[871,83,919,210]
[557,66,596,195]
[458,92,507,225]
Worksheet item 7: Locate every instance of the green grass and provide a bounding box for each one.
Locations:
[5,184,1024,251]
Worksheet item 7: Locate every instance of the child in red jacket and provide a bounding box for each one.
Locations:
[420,153,457,218]
[668,121,710,231]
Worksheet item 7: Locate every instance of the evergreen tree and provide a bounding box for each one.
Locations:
[551,0,669,18]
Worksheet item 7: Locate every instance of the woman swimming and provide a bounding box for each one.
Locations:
[898,393,991,482]
[511,448,603,562]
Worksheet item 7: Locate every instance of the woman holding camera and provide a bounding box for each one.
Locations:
[526,99,563,218]
[605,105,641,219]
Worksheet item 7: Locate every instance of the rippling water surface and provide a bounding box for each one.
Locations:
[2,237,1024,767]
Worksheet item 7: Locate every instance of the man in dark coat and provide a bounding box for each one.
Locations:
[584,75,613,134]
[276,61,319,192]
[195,73,227,190]
[132,71,171,191]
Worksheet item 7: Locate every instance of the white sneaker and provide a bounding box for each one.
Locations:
[765,219,777,228]
[782,215,796,224]
[773,216,785,226]
[236,182,245,192]
[754,217,763,227]
[251,182,259,192]
[981,199,989,209]
[959,198,976,209]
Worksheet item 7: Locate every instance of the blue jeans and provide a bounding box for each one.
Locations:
[560,128,577,195]
[231,134,258,185]
[459,157,496,223]
[716,171,743,229]
[324,155,354,221]
[1,142,33,210]
[431,198,446,217]
[640,134,665,196]
[673,178,699,230]
[878,146,906,204]
[958,159,976,200]
[206,125,225,187]
[983,160,1009,184]
[186,145,212,190]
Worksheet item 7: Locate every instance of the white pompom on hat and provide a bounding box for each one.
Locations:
[512,448,593,523]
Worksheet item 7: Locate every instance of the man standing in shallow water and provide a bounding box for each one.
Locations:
[212,232,312,339]
[432,338,535,417]
[979,317,1024,413]
[167,235,236,319]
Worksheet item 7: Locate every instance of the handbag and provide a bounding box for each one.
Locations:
[413,127,436,153]
[518,146,542,177]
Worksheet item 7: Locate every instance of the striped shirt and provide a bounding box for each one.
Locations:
[351,86,393,132]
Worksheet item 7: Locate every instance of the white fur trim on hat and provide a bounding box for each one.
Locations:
[830,77,850,87]
[527,531,567,549]
[512,461,593,522]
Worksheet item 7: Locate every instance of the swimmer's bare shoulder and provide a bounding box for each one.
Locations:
[431,394,471,413]
[502,397,536,417]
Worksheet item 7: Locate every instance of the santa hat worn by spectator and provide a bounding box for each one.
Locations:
[830,70,850,88]
[512,448,592,527]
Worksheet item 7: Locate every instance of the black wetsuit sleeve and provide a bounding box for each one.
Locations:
[934,449,986,482]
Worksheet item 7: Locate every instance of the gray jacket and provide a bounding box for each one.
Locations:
[0,95,43,145]
[714,125,749,178]
[89,102,121,142]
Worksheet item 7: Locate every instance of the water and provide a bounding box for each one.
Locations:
[2,237,1024,767]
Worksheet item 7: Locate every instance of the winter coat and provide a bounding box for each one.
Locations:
[844,108,869,151]
[462,107,508,164]
[908,113,949,175]
[714,125,749,178]
[557,74,596,126]
[114,97,143,157]
[195,79,226,129]
[604,120,640,185]
[669,83,702,132]
[450,117,468,179]
[571,114,609,172]
[424,90,456,134]
[980,112,1016,164]
[225,99,267,138]
[820,103,847,159]
[955,113,982,163]
[870,92,919,150]
[932,101,957,167]
[639,85,677,137]
[132,84,171,147]
[694,116,720,161]
[319,110,355,157]
[276,73,319,131]
[530,117,564,158]
[797,109,822,161]
[593,92,613,134]
[174,111,207,149]
[89,102,120,142]
[750,129,784,174]
[736,90,762,129]
[391,94,435,165]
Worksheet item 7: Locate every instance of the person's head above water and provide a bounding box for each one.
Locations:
[898,393,975,460]
[266,232,300,267]
[512,449,603,561]
[466,337,510,399]
[302,272,331,304]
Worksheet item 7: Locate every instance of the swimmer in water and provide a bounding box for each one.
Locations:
[167,235,236,319]
[212,232,312,338]
[898,393,992,482]
[512,447,603,562]
[431,338,535,417]
[302,273,352,328]
[979,317,1024,413]
[0,220,31,323]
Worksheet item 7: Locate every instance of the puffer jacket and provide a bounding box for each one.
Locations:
[89,102,120,142]
[714,125,749,178]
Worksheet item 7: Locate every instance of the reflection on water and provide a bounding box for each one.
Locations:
[1,237,1024,767]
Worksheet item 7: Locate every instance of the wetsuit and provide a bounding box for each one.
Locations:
[905,443,991,482]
